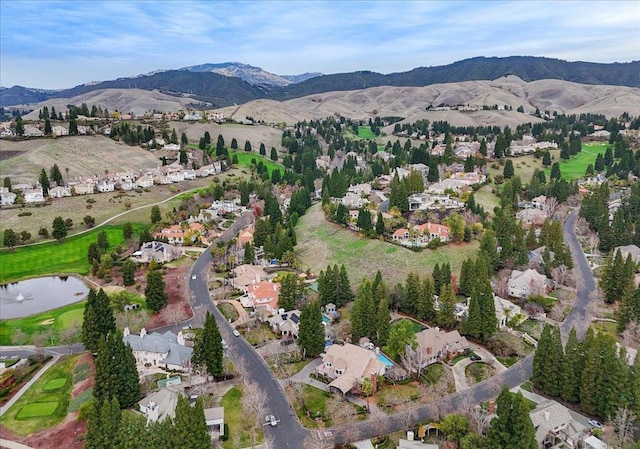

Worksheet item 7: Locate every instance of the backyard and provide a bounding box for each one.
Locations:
[296,204,478,286]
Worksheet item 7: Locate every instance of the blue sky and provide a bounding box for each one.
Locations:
[1,1,639,89]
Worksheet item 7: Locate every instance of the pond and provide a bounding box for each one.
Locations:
[0,276,90,319]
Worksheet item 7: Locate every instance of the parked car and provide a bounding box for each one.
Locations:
[233,330,241,337]
[265,414,278,427]
[588,419,602,428]
[470,354,482,361]
[280,338,295,346]
[191,274,197,280]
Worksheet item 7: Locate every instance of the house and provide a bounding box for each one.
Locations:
[267,310,301,338]
[316,343,386,395]
[531,195,547,210]
[204,407,225,436]
[130,241,182,263]
[12,183,32,192]
[414,327,469,367]
[530,401,587,449]
[339,192,367,209]
[245,280,281,315]
[123,327,193,372]
[136,175,154,188]
[139,386,181,423]
[51,125,69,136]
[614,244,640,265]
[414,223,450,242]
[24,188,44,203]
[182,169,196,180]
[450,171,486,185]
[409,163,429,178]
[508,269,549,299]
[155,223,204,245]
[231,264,268,290]
[48,186,71,198]
[236,226,254,247]
[23,126,44,137]
[516,208,547,227]
[118,179,137,191]
[163,143,181,151]
[494,295,522,328]
[0,191,16,206]
[408,193,464,211]
[528,246,555,266]
[427,178,467,194]
[74,182,95,195]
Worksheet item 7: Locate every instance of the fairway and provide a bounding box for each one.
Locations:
[544,143,609,180]
[16,402,60,419]
[0,224,139,283]
[357,126,377,139]
[0,300,85,345]
[228,150,284,176]
[42,378,67,392]
[296,204,478,286]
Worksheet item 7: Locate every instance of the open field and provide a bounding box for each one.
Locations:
[356,126,377,139]
[228,150,285,176]
[296,204,478,286]
[473,185,500,215]
[0,224,139,283]
[0,355,77,435]
[487,153,546,183]
[544,143,609,180]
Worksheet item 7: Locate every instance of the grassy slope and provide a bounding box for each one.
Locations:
[295,204,478,286]
[228,150,284,176]
[0,224,138,283]
[544,142,608,180]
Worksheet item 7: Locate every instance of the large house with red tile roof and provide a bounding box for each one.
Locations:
[154,223,204,245]
[245,280,281,315]
[392,222,450,247]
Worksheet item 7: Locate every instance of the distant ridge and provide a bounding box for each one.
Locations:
[1,56,638,108]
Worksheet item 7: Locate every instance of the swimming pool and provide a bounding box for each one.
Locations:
[322,314,330,324]
[377,353,394,367]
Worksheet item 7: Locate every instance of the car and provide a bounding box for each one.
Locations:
[265,414,278,427]
[191,274,197,280]
[233,330,241,337]
[470,354,482,361]
[588,419,602,428]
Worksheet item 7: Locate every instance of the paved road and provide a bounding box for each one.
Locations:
[561,209,596,340]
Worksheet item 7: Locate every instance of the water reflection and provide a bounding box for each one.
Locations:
[0,276,89,319]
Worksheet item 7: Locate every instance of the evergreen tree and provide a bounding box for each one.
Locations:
[337,264,352,307]
[375,211,385,235]
[39,168,50,196]
[560,327,582,403]
[477,278,498,341]
[270,147,278,161]
[230,137,238,149]
[97,230,109,253]
[121,259,136,286]
[192,312,223,377]
[50,163,63,186]
[150,205,162,224]
[87,242,100,264]
[376,298,391,346]
[82,288,116,352]
[172,396,210,449]
[216,134,227,157]
[416,275,436,322]
[94,329,140,408]
[278,272,303,310]
[298,300,325,358]
[145,269,168,312]
[486,387,537,449]
[351,280,376,342]
[259,142,266,155]
[459,258,474,297]
[550,162,561,180]
[356,207,373,234]
[532,324,564,396]
[243,241,255,265]
[115,411,149,449]
[84,396,122,449]
[503,159,514,179]
[404,272,422,317]
[122,222,133,240]
[479,229,500,273]
[436,284,457,328]
[461,287,482,340]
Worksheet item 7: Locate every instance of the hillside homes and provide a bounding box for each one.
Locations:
[508,269,550,299]
[155,223,205,245]
[392,222,450,247]
[241,280,281,316]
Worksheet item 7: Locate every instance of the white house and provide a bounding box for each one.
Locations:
[96,180,115,193]
[494,295,522,328]
[24,188,45,203]
[136,175,154,188]
[0,191,17,206]
[48,186,71,198]
[508,269,549,299]
[123,327,193,372]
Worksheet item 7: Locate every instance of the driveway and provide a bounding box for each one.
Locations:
[452,344,507,392]
[216,299,249,327]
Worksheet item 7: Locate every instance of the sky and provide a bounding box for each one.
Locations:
[1,1,639,89]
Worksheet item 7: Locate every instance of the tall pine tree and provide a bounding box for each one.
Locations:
[82,288,116,352]
[94,329,140,408]
[297,300,325,358]
[192,312,223,377]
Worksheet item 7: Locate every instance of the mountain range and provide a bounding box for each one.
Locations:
[2,56,639,109]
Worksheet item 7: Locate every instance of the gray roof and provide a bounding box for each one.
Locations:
[124,331,193,367]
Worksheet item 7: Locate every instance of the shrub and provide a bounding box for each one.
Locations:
[77,399,94,421]
[18,211,32,217]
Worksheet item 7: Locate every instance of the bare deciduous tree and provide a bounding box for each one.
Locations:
[11,329,28,347]
[461,396,491,436]
[611,406,638,445]
[304,428,334,449]
[160,303,188,330]
[543,197,558,219]
[550,264,568,287]
[242,380,268,448]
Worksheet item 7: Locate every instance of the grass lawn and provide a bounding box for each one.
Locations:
[392,318,425,334]
[220,386,264,449]
[16,402,60,419]
[421,364,444,385]
[228,150,285,177]
[0,224,142,283]
[465,363,495,384]
[473,185,500,215]
[42,378,67,391]
[376,383,421,412]
[544,143,609,181]
[0,355,76,435]
[295,384,330,428]
[296,204,478,286]
[357,127,377,139]
[592,320,618,339]
[488,154,545,183]
[217,303,239,322]
[0,300,85,345]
